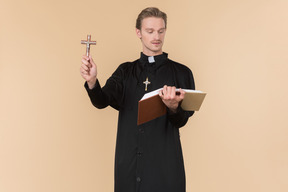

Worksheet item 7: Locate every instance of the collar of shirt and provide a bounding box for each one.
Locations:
[139,52,168,68]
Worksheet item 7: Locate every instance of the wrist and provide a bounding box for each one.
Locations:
[87,78,97,89]
[168,105,179,114]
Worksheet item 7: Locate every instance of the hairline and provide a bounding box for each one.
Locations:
[136,7,167,30]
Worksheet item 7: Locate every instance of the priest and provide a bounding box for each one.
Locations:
[80,7,195,192]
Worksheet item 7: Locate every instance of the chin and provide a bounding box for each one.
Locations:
[151,47,162,53]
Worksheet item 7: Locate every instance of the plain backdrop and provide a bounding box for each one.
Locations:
[1,0,288,192]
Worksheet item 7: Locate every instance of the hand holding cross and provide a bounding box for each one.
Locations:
[80,35,97,89]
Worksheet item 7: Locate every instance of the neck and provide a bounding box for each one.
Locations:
[142,50,163,57]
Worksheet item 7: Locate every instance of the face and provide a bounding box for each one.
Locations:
[136,17,166,56]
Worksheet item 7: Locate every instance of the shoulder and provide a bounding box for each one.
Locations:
[167,58,193,74]
[117,60,137,69]
[111,59,138,77]
[167,58,195,89]
[117,59,138,70]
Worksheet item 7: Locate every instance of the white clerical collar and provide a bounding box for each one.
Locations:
[148,56,155,63]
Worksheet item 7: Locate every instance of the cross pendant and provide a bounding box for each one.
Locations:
[81,35,96,56]
[143,77,151,91]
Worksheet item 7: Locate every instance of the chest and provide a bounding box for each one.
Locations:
[122,64,178,110]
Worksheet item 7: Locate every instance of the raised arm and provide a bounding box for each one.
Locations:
[80,55,97,89]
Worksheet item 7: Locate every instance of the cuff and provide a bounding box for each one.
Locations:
[84,80,102,96]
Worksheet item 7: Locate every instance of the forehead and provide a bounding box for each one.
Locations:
[141,17,166,29]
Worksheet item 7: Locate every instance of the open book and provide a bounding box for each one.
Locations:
[137,88,206,125]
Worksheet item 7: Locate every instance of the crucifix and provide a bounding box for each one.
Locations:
[143,77,151,91]
[81,35,96,56]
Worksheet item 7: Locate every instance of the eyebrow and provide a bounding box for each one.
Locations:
[145,28,166,31]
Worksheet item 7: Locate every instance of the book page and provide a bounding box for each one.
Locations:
[140,88,204,101]
[178,89,203,93]
[140,88,162,100]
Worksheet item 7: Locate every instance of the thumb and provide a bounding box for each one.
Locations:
[179,89,185,100]
[89,56,96,67]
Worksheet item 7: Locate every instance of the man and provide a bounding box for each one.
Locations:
[80,7,195,192]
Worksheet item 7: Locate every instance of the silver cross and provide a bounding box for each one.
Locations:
[81,35,96,56]
[143,77,151,91]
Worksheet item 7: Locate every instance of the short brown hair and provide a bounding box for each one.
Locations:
[136,7,167,30]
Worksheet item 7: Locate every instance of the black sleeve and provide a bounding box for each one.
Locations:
[84,80,110,109]
[167,63,195,128]
[168,107,194,128]
[84,64,125,110]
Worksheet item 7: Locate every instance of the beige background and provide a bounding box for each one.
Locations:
[1,0,288,192]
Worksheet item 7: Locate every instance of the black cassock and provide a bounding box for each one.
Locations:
[85,53,195,192]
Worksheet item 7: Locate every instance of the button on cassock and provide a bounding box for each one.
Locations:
[139,128,144,133]
[136,177,141,182]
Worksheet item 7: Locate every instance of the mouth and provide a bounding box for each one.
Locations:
[151,41,162,45]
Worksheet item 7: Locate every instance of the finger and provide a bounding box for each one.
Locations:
[165,87,171,99]
[178,89,185,100]
[81,63,89,71]
[171,89,184,103]
[180,89,185,95]
[80,67,88,75]
[82,55,90,61]
[82,58,90,66]
[170,86,176,98]
[166,86,175,99]
[165,86,169,96]
[159,90,164,98]
[162,85,167,96]
[80,66,89,73]
[89,56,95,63]
[89,56,96,68]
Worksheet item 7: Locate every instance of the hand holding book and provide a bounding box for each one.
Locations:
[138,87,206,125]
[159,85,185,113]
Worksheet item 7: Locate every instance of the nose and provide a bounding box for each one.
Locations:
[153,32,160,40]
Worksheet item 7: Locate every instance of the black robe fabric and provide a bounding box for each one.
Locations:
[85,52,195,192]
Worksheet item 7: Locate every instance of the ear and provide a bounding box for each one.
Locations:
[136,28,142,39]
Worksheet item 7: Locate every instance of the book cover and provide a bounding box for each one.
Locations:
[137,93,167,125]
